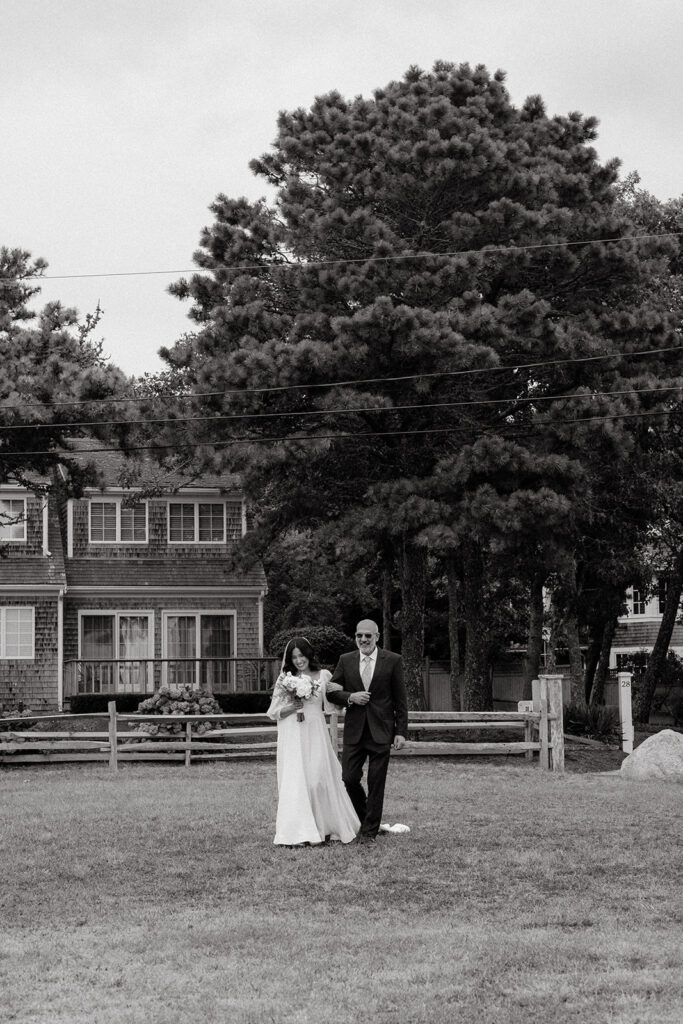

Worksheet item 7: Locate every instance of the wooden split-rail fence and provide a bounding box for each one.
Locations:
[0,675,565,773]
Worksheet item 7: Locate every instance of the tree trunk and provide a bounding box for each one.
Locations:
[565,608,584,705]
[547,553,583,704]
[445,553,463,710]
[399,537,427,711]
[522,570,545,698]
[380,543,393,652]
[461,540,492,711]
[583,634,601,704]
[633,546,683,723]
[588,589,623,705]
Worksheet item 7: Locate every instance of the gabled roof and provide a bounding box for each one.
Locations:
[61,437,242,494]
[66,558,265,590]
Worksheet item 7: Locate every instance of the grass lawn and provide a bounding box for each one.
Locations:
[1,757,682,1024]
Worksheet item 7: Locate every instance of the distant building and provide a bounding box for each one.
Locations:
[0,448,267,711]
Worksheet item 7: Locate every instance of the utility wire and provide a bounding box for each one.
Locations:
[3,344,683,413]
[0,407,673,458]
[4,230,682,283]
[1,383,682,433]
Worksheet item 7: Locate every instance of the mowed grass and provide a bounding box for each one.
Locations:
[1,758,682,1024]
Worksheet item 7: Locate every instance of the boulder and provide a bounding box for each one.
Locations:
[620,729,683,782]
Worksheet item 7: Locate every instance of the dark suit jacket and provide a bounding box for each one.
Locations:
[327,648,408,746]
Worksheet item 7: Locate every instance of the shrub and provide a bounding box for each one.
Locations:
[268,625,354,667]
[70,694,143,715]
[135,686,222,736]
[0,705,39,731]
[564,702,621,744]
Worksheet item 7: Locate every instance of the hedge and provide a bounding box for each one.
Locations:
[70,694,144,714]
[268,625,354,666]
[69,691,273,715]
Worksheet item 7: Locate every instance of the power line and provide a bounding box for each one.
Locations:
[1,407,672,458]
[5,230,682,283]
[4,344,683,413]
[1,383,681,433]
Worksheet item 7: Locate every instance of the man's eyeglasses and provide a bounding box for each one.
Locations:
[356,633,375,639]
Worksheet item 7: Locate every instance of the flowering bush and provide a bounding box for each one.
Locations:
[135,686,222,736]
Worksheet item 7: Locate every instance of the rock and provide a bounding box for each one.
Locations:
[620,729,683,782]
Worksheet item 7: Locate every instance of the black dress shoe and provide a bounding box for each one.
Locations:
[357,834,377,845]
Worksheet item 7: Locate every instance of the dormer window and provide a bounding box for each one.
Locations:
[0,497,27,542]
[89,499,147,543]
[168,502,225,543]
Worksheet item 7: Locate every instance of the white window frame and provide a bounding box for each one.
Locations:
[167,501,227,544]
[161,610,236,687]
[0,496,27,543]
[0,606,35,659]
[77,610,155,659]
[89,499,148,544]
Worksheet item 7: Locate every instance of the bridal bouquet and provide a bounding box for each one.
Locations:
[279,672,319,722]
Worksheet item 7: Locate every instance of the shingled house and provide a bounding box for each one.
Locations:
[610,582,683,672]
[0,453,268,712]
[0,478,67,710]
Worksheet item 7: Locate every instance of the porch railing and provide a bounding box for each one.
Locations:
[63,658,281,698]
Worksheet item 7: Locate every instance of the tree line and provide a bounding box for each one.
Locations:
[3,62,683,722]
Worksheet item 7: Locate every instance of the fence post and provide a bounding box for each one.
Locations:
[617,671,634,754]
[523,715,533,760]
[539,674,565,773]
[329,711,339,757]
[185,720,192,767]
[108,700,118,771]
[538,698,549,770]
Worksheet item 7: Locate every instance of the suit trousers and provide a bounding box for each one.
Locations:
[341,720,392,838]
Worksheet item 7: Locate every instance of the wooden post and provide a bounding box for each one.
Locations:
[540,674,565,773]
[617,671,634,754]
[523,716,533,760]
[329,711,339,757]
[538,697,549,770]
[185,721,192,767]
[108,701,118,771]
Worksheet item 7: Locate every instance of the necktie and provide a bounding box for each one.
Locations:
[361,656,372,690]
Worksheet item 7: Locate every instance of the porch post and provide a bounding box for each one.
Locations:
[57,588,64,712]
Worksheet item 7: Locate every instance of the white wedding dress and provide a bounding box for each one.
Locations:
[267,669,360,845]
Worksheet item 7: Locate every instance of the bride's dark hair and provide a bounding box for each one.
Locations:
[282,636,321,674]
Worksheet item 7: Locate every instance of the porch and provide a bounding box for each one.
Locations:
[63,657,281,700]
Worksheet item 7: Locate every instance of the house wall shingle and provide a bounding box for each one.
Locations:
[2,493,44,556]
[0,595,59,712]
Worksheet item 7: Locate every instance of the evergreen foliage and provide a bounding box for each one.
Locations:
[161,63,683,711]
[0,247,132,487]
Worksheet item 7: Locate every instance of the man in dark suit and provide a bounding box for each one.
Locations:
[327,619,408,844]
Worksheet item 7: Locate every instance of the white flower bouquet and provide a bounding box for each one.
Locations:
[278,672,319,722]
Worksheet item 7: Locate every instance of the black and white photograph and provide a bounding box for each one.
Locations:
[1,2,682,1021]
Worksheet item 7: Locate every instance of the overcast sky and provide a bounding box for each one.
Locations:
[3,0,682,378]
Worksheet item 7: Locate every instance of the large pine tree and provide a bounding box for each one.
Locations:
[0,247,132,486]
[162,62,682,708]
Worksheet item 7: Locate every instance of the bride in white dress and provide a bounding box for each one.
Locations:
[267,636,360,846]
